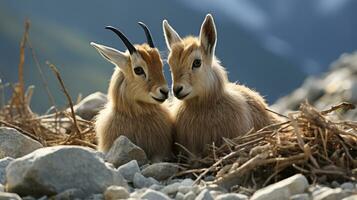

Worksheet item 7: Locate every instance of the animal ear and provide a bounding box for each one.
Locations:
[162,20,182,51]
[90,42,129,70]
[199,14,217,56]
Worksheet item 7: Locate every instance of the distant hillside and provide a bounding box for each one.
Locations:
[0,0,328,112]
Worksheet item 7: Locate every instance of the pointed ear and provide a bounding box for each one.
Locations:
[90,42,129,70]
[162,20,182,51]
[199,14,217,56]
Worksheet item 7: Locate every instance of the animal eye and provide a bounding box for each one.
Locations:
[134,66,145,76]
[192,59,201,69]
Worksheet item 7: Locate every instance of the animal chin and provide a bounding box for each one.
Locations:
[151,96,166,103]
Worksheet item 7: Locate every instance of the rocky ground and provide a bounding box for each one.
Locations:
[0,127,356,200]
[1,52,357,199]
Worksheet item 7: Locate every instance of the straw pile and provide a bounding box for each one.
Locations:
[178,102,357,192]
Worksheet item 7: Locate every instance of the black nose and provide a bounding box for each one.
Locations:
[160,88,169,98]
[173,86,183,96]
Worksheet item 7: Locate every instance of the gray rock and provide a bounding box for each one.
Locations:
[130,188,147,199]
[141,162,180,181]
[196,189,214,200]
[117,160,140,182]
[149,184,164,191]
[0,184,3,192]
[0,192,22,200]
[181,178,194,186]
[341,182,355,190]
[184,191,196,200]
[342,195,357,200]
[178,186,194,194]
[6,146,128,197]
[105,136,148,167]
[290,193,310,200]
[0,157,14,184]
[161,182,181,195]
[22,196,37,200]
[250,174,309,200]
[133,173,159,188]
[313,188,350,200]
[85,194,104,200]
[74,92,107,120]
[0,127,43,159]
[53,188,86,200]
[331,181,340,188]
[176,192,185,200]
[216,193,249,200]
[140,189,170,200]
[209,190,223,198]
[104,185,129,200]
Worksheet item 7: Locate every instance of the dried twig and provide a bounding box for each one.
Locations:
[48,63,82,139]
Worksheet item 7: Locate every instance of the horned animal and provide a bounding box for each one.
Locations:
[91,22,173,161]
[163,14,279,158]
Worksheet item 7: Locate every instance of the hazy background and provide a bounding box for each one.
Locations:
[1,0,356,113]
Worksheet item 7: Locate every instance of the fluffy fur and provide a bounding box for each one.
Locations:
[92,43,173,161]
[163,14,279,157]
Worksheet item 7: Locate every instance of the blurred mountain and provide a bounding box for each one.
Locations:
[272,51,357,120]
[1,0,355,112]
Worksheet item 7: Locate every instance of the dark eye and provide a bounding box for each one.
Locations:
[134,66,145,76]
[192,59,201,69]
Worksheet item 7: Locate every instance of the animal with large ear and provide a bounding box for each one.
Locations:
[91,23,173,162]
[163,14,279,158]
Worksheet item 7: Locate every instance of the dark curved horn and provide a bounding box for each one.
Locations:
[105,26,136,54]
[138,22,155,48]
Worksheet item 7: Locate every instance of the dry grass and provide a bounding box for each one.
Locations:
[1,21,356,193]
[0,20,96,149]
[174,102,357,193]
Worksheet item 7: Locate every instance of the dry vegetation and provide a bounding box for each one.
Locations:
[0,21,356,192]
[0,21,97,149]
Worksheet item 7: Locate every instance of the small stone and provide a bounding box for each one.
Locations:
[161,182,181,195]
[196,189,214,200]
[331,181,340,188]
[0,157,14,184]
[183,191,196,200]
[133,173,159,188]
[85,194,104,200]
[250,174,309,200]
[149,184,164,191]
[0,192,22,200]
[210,190,223,198]
[216,193,249,200]
[313,188,350,200]
[289,193,310,200]
[175,192,185,200]
[191,186,201,194]
[104,185,129,200]
[181,178,194,186]
[140,189,170,200]
[105,136,148,167]
[178,186,193,194]
[141,162,179,181]
[342,195,357,200]
[204,175,215,182]
[73,92,107,120]
[53,188,85,200]
[117,160,140,182]
[341,182,355,190]
[22,196,37,200]
[0,127,43,159]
